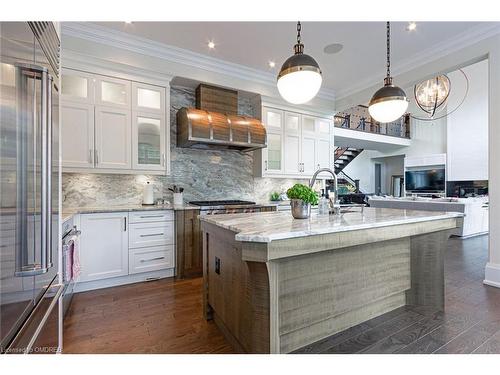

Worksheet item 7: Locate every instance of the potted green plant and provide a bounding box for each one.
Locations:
[286,184,318,219]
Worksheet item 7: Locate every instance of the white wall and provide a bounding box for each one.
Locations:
[447,60,489,181]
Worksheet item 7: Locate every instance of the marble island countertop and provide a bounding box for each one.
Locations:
[200,208,464,243]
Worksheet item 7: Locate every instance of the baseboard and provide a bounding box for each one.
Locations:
[74,268,175,293]
[484,262,500,288]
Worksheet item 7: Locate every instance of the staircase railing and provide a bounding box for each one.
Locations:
[337,171,361,193]
[334,146,348,161]
[334,113,411,139]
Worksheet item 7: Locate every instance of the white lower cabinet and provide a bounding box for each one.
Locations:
[129,245,174,274]
[77,210,175,290]
[129,221,174,249]
[79,212,129,282]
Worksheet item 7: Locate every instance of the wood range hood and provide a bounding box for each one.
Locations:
[176,108,267,152]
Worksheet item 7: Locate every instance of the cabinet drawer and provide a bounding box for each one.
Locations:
[129,222,174,248]
[129,245,174,274]
[129,210,173,223]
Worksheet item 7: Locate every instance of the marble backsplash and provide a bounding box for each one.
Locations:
[62,86,306,207]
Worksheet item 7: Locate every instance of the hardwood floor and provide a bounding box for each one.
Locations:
[64,235,500,354]
[294,235,500,354]
[63,277,233,353]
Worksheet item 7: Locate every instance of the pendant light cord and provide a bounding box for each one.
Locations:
[386,21,391,79]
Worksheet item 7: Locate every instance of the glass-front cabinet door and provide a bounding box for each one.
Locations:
[265,133,283,173]
[132,111,166,171]
[96,76,130,108]
[132,82,165,113]
[61,69,94,104]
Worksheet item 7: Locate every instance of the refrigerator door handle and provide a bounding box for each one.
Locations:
[45,71,54,270]
[14,64,52,277]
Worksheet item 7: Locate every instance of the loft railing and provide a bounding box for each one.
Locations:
[334,113,411,139]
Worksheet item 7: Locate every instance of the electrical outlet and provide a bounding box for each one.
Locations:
[215,257,221,275]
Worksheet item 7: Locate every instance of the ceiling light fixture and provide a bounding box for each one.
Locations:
[277,21,322,104]
[207,40,215,49]
[125,21,133,24]
[414,75,450,117]
[368,22,409,123]
[268,61,276,68]
[406,22,417,31]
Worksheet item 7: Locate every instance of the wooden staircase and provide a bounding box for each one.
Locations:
[334,147,363,175]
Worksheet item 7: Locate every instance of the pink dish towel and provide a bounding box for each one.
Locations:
[72,237,81,280]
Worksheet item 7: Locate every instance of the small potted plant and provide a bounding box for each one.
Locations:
[286,184,318,219]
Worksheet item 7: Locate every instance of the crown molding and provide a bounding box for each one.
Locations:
[62,49,175,86]
[335,22,500,101]
[61,22,336,102]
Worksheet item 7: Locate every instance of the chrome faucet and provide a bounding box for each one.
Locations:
[309,168,341,215]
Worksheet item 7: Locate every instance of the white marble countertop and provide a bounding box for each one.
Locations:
[62,203,199,222]
[200,208,464,243]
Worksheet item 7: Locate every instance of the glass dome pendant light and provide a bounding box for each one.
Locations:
[368,22,409,123]
[277,21,323,104]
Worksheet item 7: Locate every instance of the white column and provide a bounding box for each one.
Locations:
[484,40,500,288]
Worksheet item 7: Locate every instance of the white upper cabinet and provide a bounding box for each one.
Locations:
[284,112,301,174]
[61,70,94,104]
[96,76,131,108]
[255,106,333,179]
[132,111,166,171]
[61,102,95,168]
[264,108,284,132]
[131,83,167,171]
[132,82,165,113]
[61,69,170,175]
[261,108,284,174]
[95,106,132,170]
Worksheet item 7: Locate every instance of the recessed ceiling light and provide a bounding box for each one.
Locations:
[407,22,417,31]
[268,61,276,68]
[124,21,133,24]
[323,43,344,55]
[207,40,215,49]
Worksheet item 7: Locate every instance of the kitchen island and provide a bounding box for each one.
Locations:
[200,208,463,353]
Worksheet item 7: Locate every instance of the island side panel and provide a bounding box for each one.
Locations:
[202,221,271,353]
[272,237,411,353]
[406,229,455,309]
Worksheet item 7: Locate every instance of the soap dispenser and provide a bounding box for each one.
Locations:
[318,189,329,216]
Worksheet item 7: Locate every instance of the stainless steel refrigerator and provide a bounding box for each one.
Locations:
[1,22,61,354]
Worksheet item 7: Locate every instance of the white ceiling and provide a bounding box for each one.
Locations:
[94,22,497,98]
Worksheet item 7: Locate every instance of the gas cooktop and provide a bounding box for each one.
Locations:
[189,200,256,207]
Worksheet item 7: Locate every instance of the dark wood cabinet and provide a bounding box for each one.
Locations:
[175,209,203,278]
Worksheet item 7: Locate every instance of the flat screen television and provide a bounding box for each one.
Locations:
[405,169,445,193]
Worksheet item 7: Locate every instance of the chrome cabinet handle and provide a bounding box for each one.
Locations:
[139,215,164,218]
[162,153,166,167]
[14,64,53,277]
[89,149,93,164]
[123,217,127,232]
[139,233,164,237]
[264,160,268,171]
[140,256,165,263]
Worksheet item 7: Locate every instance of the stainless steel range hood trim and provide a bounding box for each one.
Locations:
[177,107,267,152]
